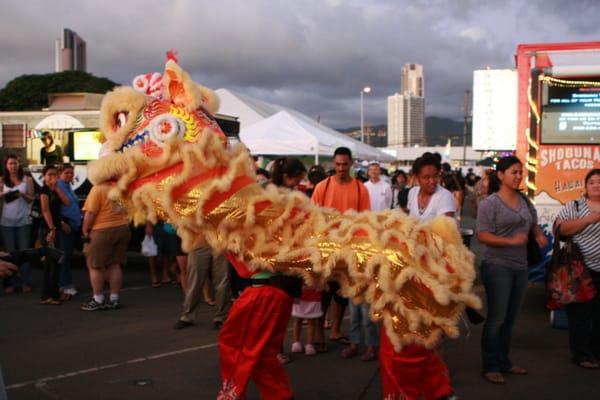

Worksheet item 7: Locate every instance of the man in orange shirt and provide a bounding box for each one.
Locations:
[311,147,370,350]
[80,183,130,311]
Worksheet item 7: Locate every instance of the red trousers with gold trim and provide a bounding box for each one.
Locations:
[217,285,294,400]
[379,329,453,400]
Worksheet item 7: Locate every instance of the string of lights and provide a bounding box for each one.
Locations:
[525,76,539,198]
[542,76,600,88]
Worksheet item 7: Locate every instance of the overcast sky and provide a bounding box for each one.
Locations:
[1,0,599,128]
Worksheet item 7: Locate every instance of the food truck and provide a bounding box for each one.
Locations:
[473,41,600,291]
[474,42,600,229]
[515,42,600,229]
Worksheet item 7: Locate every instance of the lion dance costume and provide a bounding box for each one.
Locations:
[88,54,481,399]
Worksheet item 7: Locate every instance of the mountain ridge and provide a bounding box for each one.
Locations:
[338,116,471,146]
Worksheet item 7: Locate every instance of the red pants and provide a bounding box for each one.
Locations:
[217,285,294,400]
[379,329,453,400]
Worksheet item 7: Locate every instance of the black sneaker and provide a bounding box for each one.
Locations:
[212,320,224,330]
[173,320,194,330]
[81,298,104,311]
[105,299,120,310]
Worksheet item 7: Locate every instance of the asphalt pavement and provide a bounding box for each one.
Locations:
[2,212,600,399]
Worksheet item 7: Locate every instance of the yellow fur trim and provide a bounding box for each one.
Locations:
[99,87,148,151]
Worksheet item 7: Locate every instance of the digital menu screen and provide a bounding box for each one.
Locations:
[541,79,600,144]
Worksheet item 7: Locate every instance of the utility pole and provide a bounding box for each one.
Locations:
[360,86,371,143]
[462,90,471,165]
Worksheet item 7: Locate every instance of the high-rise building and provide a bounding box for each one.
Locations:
[387,93,403,146]
[387,93,425,147]
[387,63,425,148]
[401,63,424,97]
[55,28,87,73]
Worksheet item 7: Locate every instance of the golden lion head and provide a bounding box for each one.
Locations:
[88,54,226,190]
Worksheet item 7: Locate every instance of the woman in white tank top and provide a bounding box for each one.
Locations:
[0,155,34,293]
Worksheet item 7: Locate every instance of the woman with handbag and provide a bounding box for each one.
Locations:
[556,168,600,369]
[476,156,547,384]
[0,155,34,294]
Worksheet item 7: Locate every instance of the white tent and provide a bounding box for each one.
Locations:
[241,111,338,164]
[217,88,395,162]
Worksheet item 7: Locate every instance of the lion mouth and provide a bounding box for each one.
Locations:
[87,151,130,186]
[88,138,175,197]
[116,130,150,153]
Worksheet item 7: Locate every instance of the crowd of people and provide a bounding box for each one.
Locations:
[1,147,600,399]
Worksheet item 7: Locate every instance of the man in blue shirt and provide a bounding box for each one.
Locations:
[57,164,82,299]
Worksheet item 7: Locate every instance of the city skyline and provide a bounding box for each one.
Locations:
[0,0,598,128]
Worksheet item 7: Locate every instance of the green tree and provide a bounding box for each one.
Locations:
[0,71,118,110]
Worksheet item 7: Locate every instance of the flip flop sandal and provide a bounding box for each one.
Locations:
[152,281,162,288]
[59,293,73,301]
[40,298,61,305]
[504,366,528,375]
[313,342,329,353]
[277,353,291,364]
[330,336,351,345]
[341,345,359,359]
[482,372,505,384]
[577,360,600,369]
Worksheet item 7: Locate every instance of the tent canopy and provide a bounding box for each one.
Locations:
[35,114,84,130]
[218,88,395,162]
[241,110,339,157]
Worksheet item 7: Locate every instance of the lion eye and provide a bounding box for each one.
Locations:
[115,112,128,129]
[148,114,185,146]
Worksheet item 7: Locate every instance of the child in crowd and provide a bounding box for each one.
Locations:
[291,284,323,356]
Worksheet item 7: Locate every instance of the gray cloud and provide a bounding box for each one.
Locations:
[1,0,599,128]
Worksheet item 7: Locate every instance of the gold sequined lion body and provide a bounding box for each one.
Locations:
[88,56,481,351]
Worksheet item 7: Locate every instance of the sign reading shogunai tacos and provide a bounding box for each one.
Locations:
[538,145,600,203]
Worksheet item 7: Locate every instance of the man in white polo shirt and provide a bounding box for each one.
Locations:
[364,163,393,212]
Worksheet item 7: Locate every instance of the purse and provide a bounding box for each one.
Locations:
[526,229,542,267]
[29,195,42,220]
[546,224,596,310]
[518,192,542,267]
[4,190,20,203]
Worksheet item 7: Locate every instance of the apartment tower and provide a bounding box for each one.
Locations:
[55,28,87,73]
[387,63,425,147]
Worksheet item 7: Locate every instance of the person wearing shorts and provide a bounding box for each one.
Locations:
[155,221,188,293]
[146,221,187,290]
[80,183,130,311]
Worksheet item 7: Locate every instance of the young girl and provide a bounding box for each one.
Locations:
[291,285,323,356]
[269,157,310,361]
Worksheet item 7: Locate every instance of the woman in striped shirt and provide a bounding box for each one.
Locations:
[556,168,600,369]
